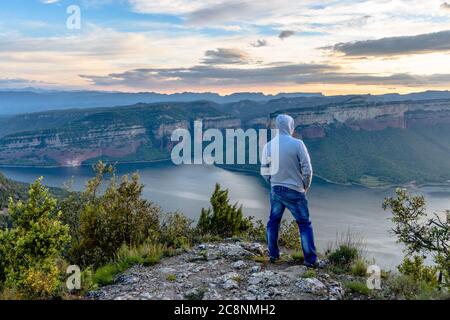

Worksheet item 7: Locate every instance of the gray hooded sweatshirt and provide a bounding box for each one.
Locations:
[261,114,313,193]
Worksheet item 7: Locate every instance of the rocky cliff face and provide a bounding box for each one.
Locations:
[0,113,243,166]
[269,99,450,139]
[0,124,150,166]
[0,99,449,166]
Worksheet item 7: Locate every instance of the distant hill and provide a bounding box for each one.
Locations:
[2,88,450,116]
[0,89,323,115]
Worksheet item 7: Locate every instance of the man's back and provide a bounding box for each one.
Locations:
[261,114,313,193]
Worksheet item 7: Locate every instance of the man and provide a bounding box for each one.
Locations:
[261,114,318,267]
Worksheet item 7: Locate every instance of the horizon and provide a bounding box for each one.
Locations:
[1,1,450,95]
[2,87,450,97]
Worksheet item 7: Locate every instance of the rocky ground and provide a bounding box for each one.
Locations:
[88,241,348,300]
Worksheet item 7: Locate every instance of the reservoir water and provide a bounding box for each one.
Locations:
[1,162,449,270]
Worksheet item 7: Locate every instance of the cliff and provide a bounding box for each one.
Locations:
[269,99,450,139]
[0,102,235,166]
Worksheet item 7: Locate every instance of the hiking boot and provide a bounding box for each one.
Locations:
[304,259,327,269]
[269,256,280,263]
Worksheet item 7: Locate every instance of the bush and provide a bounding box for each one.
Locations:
[279,220,301,250]
[0,178,70,298]
[159,212,194,249]
[68,162,161,268]
[93,264,119,286]
[197,183,252,238]
[291,251,304,263]
[397,256,439,286]
[302,269,317,278]
[93,242,167,287]
[245,219,266,242]
[350,259,368,277]
[383,189,449,287]
[166,274,176,282]
[381,274,442,300]
[345,280,371,296]
[328,245,359,268]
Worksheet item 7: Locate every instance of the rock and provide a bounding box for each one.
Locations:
[250,266,261,273]
[87,241,346,301]
[296,278,327,295]
[115,274,139,284]
[159,267,177,274]
[139,292,153,299]
[248,276,263,285]
[232,260,247,269]
[241,242,266,255]
[221,272,240,282]
[218,243,255,259]
[279,265,308,280]
[223,279,239,290]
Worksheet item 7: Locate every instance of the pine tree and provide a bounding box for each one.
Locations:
[197,183,252,237]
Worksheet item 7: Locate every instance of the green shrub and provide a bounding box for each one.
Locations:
[245,219,266,242]
[328,245,359,268]
[0,178,70,299]
[302,269,317,278]
[93,264,119,286]
[278,220,301,250]
[92,242,167,287]
[68,162,161,268]
[345,281,371,296]
[197,183,252,238]
[380,274,444,300]
[397,256,439,286]
[351,259,368,277]
[383,189,449,287]
[166,274,176,282]
[291,251,304,263]
[159,212,194,249]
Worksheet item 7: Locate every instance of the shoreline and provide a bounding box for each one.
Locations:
[1,160,449,191]
[216,165,450,190]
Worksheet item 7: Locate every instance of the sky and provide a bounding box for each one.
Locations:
[1,0,450,95]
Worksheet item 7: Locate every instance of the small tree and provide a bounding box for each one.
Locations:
[197,183,252,238]
[0,178,70,298]
[383,189,449,286]
[69,162,161,268]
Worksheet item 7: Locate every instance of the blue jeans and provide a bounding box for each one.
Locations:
[267,186,317,265]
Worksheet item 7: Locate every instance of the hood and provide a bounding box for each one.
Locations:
[275,114,295,135]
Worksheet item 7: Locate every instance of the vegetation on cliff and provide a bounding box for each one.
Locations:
[306,124,450,186]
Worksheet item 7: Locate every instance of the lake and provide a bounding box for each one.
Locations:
[1,162,449,270]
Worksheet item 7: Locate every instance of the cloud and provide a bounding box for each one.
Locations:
[327,30,450,57]
[251,39,268,48]
[186,1,256,25]
[79,62,450,90]
[278,30,295,40]
[0,78,53,88]
[441,2,450,10]
[40,0,59,3]
[294,72,450,86]
[79,62,337,88]
[202,48,252,65]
